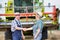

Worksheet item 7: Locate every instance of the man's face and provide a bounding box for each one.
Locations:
[16,16,20,20]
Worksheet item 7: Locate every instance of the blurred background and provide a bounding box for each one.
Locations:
[0,0,60,40]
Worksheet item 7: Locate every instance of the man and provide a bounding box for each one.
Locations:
[11,14,26,40]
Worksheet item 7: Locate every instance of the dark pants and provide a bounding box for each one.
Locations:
[41,27,48,40]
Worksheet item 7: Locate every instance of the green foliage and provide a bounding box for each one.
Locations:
[39,2,43,6]
[35,0,39,3]
[0,18,4,22]
[41,7,44,12]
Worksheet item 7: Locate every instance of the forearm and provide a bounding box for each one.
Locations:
[15,27,24,30]
[26,27,33,31]
[22,31,25,40]
[21,31,24,36]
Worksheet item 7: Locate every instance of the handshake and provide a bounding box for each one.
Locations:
[22,28,29,31]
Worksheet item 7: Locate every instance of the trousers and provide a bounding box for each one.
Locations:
[12,30,22,40]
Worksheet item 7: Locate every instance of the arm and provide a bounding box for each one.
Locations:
[15,27,26,31]
[21,31,25,40]
[34,28,40,38]
[26,25,35,31]
[34,20,43,38]
[13,20,26,31]
[26,27,33,31]
[11,20,26,31]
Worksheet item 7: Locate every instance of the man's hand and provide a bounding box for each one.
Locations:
[22,35,25,40]
[23,28,27,31]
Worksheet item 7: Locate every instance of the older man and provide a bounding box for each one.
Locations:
[11,14,26,40]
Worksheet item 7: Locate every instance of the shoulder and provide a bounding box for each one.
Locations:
[11,20,16,24]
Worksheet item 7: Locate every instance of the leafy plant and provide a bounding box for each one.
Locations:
[0,18,4,22]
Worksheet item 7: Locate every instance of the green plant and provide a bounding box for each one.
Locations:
[0,18,4,22]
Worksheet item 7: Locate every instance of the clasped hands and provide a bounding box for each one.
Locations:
[23,28,28,31]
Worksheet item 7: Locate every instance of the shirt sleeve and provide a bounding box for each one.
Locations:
[31,25,36,29]
[11,20,18,32]
[38,21,43,30]
[11,20,17,28]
